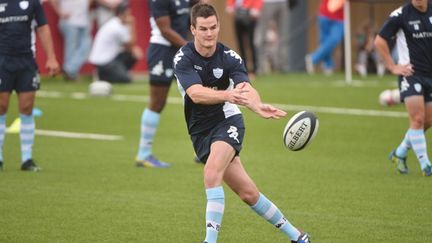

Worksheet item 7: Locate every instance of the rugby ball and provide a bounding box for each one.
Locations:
[379,88,400,106]
[283,111,319,151]
[89,80,112,97]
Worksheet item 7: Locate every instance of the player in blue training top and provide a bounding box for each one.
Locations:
[135,0,192,168]
[375,0,432,176]
[0,0,60,171]
[174,3,311,243]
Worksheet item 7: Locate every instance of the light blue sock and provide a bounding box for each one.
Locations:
[204,186,225,243]
[137,109,160,160]
[407,129,431,170]
[20,114,35,163]
[251,193,300,241]
[395,131,411,158]
[0,114,6,161]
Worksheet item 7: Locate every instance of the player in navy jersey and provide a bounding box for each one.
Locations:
[375,0,432,176]
[0,0,59,171]
[134,0,192,168]
[174,3,311,243]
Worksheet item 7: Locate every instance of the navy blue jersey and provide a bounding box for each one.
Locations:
[148,0,189,46]
[174,42,249,135]
[378,3,432,76]
[0,0,47,56]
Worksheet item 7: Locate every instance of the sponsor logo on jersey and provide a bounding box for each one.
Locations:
[0,15,29,23]
[224,50,242,64]
[412,32,432,38]
[194,65,202,71]
[213,68,223,79]
[173,49,184,68]
[19,1,29,10]
[0,3,7,12]
[390,7,402,17]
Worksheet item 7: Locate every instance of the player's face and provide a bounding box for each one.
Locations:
[411,0,428,10]
[191,16,219,49]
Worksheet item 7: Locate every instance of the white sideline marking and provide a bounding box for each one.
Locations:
[36,129,123,141]
[37,90,407,118]
[273,103,407,118]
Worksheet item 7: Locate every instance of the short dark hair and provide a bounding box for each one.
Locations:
[115,0,129,16]
[190,3,218,27]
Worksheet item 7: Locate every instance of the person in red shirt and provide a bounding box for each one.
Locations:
[305,0,345,75]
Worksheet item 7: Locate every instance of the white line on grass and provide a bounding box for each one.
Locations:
[37,90,407,118]
[36,129,123,141]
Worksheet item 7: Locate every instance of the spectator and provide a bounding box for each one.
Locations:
[50,0,92,81]
[305,0,345,75]
[88,1,142,83]
[94,0,123,28]
[225,0,263,78]
[354,21,385,77]
[254,0,288,74]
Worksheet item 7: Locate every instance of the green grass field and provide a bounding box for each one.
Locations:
[1,73,431,242]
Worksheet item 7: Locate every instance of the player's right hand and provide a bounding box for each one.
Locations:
[391,64,414,77]
[229,86,249,106]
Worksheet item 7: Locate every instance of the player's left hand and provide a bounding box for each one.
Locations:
[46,58,60,76]
[256,103,287,119]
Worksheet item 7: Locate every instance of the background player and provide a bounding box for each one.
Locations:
[174,3,311,243]
[0,0,60,171]
[135,0,190,168]
[375,0,432,176]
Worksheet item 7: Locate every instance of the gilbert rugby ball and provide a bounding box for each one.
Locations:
[283,111,319,151]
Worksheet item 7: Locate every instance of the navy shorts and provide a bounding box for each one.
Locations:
[398,75,432,102]
[191,114,245,164]
[147,44,178,86]
[0,54,40,93]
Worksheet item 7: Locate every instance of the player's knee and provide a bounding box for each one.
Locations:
[19,103,33,115]
[238,188,259,206]
[203,168,223,188]
[149,100,166,113]
[410,116,425,129]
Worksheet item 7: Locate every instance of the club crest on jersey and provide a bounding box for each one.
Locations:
[429,17,432,24]
[19,1,29,10]
[213,68,223,79]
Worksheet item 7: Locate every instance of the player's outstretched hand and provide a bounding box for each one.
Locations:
[256,103,287,119]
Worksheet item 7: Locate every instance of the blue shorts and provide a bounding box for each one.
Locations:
[147,44,178,86]
[191,114,245,163]
[0,54,40,93]
[398,75,432,102]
